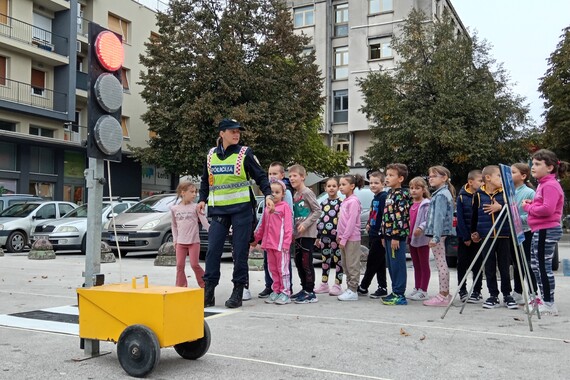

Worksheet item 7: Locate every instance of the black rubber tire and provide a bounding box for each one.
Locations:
[80,236,87,255]
[162,231,173,244]
[6,231,26,253]
[552,244,560,271]
[117,324,160,378]
[174,321,211,360]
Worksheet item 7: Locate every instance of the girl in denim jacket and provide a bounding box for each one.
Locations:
[423,166,455,307]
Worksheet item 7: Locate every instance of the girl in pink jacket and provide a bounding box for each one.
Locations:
[336,174,365,301]
[252,180,293,305]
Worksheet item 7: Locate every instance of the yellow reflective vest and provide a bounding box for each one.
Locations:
[207,146,252,207]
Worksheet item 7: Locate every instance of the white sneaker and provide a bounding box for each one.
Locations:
[408,288,419,297]
[408,290,428,301]
[538,302,559,316]
[337,289,358,301]
[242,288,252,301]
[512,291,525,305]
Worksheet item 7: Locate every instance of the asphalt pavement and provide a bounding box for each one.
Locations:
[1,237,569,380]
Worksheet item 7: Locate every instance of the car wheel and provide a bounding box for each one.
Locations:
[80,236,87,255]
[553,244,560,271]
[6,231,26,253]
[162,231,173,245]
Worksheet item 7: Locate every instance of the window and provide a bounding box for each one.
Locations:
[31,69,45,96]
[59,203,75,216]
[369,37,392,59]
[369,0,393,14]
[333,90,348,123]
[149,129,157,139]
[334,47,349,80]
[0,120,16,132]
[32,12,52,47]
[334,4,349,37]
[30,147,55,174]
[0,141,16,170]
[108,13,130,43]
[36,203,56,219]
[121,68,130,90]
[334,134,350,153]
[0,56,6,85]
[121,116,129,139]
[0,0,8,25]
[293,6,314,28]
[29,125,54,138]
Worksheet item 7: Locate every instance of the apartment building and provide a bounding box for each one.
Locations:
[0,0,172,202]
[287,0,466,175]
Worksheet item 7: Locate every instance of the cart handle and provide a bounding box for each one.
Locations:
[131,275,149,289]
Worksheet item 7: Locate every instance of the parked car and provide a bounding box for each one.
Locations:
[0,201,78,253]
[0,194,43,212]
[31,200,137,254]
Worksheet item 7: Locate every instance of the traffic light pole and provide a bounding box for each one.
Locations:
[83,157,104,356]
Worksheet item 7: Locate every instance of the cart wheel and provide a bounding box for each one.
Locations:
[117,324,160,378]
[174,321,211,360]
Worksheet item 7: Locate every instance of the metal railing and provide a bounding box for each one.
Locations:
[76,71,88,91]
[133,0,169,13]
[0,13,68,56]
[77,17,88,37]
[0,77,67,112]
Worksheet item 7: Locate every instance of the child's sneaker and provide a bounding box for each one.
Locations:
[504,295,518,309]
[408,290,428,301]
[265,292,279,304]
[408,288,419,298]
[275,293,291,305]
[512,291,525,305]
[423,293,450,307]
[242,288,252,301]
[357,286,368,296]
[369,287,388,299]
[338,289,358,301]
[294,291,318,304]
[382,293,407,305]
[538,302,559,316]
[290,290,304,301]
[482,296,501,309]
[314,283,330,294]
[459,290,468,303]
[467,292,483,303]
[258,288,272,298]
[329,284,343,296]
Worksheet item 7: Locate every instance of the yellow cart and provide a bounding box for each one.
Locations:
[77,276,210,377]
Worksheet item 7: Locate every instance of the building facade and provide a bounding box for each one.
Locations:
[286,0,466,174]
[0,0,173,202]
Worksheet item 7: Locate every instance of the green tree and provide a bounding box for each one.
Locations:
[358,9,535,183]
[133,0,346,176]
[539,27,570,161]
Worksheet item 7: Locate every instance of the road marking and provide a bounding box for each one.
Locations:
[207,353,391,379]
[250,311,570,343]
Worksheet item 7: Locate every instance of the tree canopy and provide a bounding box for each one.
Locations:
[358,9,535,184]
[539,27,570,162]
[132,0,347,177]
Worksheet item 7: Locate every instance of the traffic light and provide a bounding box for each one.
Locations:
[87,22,124,162]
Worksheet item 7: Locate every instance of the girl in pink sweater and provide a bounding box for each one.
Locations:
[522,149,568,316]
[252,180,293,305]
[336,174,364,301]
[171,181,210,288]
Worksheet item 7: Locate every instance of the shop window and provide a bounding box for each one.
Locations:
[30,146,55,174]
[0,141,16,170]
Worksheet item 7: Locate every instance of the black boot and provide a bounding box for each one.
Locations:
[225,284,244,309]
[204,282,216,308]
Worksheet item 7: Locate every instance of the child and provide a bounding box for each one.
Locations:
[289,164,321,304]
[456,170,484,303]
[511,163,536,305]
[336,174,365,301]
[358,171,388,299]
[252,180,293,305]
[471,165,516,309]
[423,166,455,307]
[171,181,210,288]
[314,178,344,296]
[381,163,412,306]
[257,162,294,299]
[522,149,567,316]
[407,177,431,301]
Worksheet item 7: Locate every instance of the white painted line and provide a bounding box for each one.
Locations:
[41,305,78,315]
[207,353,391,380]
[0,290,76,300]
[0,315,78,335]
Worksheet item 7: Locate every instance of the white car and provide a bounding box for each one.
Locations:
[0,201,77,253]
[32,200,137,254]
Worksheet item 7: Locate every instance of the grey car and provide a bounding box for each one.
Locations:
[32,200,137,254]
[0,201,78,253]
[0,194,43,212]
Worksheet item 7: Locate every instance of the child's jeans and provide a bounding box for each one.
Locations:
[384,238,407,295]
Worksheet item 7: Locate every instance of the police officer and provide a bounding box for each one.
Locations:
[198,119,274,308]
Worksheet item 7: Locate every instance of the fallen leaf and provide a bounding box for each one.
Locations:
[420,335,426,341]
[41,276,48,279]
[400,328,410,337]
[513,317,523,321]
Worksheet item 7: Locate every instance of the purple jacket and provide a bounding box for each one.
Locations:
[522,174,564,232]
[337,194,361,246]
[409,198,431,247]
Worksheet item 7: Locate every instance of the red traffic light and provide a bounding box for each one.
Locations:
[94,31,124,71]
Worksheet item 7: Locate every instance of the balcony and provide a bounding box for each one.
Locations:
[76,71,88,91]
[0,13,68,65]
[0,77,67,112]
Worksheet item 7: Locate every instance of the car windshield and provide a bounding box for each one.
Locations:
[0,203,41,217]
[63,203,111,218]
[316,187,374,211]
[126,195,177,213]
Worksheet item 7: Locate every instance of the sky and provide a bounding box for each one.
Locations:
[451,0,570,126]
